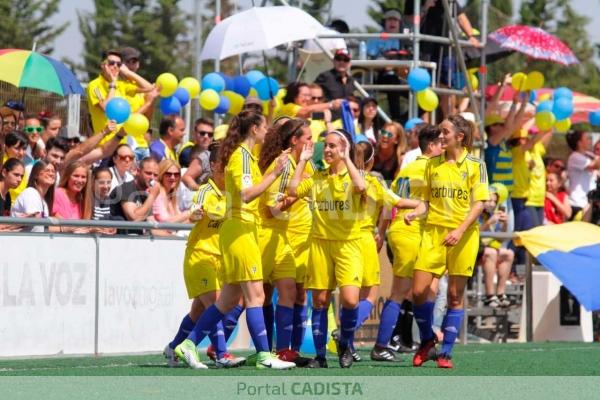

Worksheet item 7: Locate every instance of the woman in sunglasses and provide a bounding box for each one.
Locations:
[151,159,191,235]
[109,144,135,191]
[23,115,45,163]
[373,121,407,182]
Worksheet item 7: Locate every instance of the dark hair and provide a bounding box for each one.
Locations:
[194,117,214,129]
[0,158,24,181]
[27,160,55,211]
[355,141,375,171]
[24,113,40,122]
[445,114,473,150]
[283,82,309,104]
[358,98,384,139]
[566,130,585,151]
[218,111,265,171]
[259,118,309,173]
[39,111,61,128]
[209,141,221,164]
[92,166,113,181]
[101,49,122,61]
[46,137,69,154]
[418,124,442,153]
[139,156,159,171]
[159,116,181,138]
[5,131,28,149]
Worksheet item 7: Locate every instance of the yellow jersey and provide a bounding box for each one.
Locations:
[525,142,547,207]
[296,167,366,240]
[186,179,225,257]
[259,155,315,234]
[361,173,400,233]
[422,149,489,229]
[511,145,530,199]
[224,143,262,223]
[389,155,429,233]
[120,79,147,148]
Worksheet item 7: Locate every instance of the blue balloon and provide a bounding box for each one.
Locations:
[554,87,573,100]
[590,110,600,126]
[173,87,190,107]
[536,100,554,113]
[214,95,231,114]
[553,97,573,120]
[105,97,131,124]
[529,90,537,103]
[404,117,424,131]
[218,73,234,91]
[201,72,225,92]
[255,77,280,100]
[232,75,251,97]
[246,70,265,87]
[451,72,466,90]
[160,96,182,115]
[407,68,431,92]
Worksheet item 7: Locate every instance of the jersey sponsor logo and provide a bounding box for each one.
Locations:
[314,200,350,211]
[431,186,469,201]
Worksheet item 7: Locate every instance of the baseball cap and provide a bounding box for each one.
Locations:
[121,47,141,62]
[404,118,424,131]
[361,97,378,107]
[334,49,351,61]
[484,114,504,127]
[383,9,402,20]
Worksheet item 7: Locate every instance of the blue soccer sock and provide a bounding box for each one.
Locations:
[246,306,270,353]
[339,306,359,347]
[169,314,195,349]
[262,304,274,352]
[187,305,224,345]
[222,305,244,342]
[375,300,402,347]
[356,299,373,329]
[275,304,294,352]
[413,301,435,343]
[440,309,464,356]
[209,321,227,359]
[291,303,308,351]
[311,308,328,358]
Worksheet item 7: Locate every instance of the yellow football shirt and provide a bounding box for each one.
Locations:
[186,179,225,257]
[120,79,147,148]
[525,142,547,207]
[388,155,429,233]
[511,145,530,199]
[296,167,366,240]
[361,173,401,232]
[277,103,301,119]
[259,155,315,233]
[421,149,489,229]
[224,143,262,223]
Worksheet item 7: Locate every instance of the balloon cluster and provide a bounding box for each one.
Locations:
[407,68,438,112]
[452,68,479,92]
[529,80,573,133]
[104,98,149,137]
[199,70,281,115]
[154,73,200,115]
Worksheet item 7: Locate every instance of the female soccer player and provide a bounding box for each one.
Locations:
[258,118,315,364]
[165,143,245,369]
[289,129,366,368]
[175,111,295,370]
[405,115,489,369]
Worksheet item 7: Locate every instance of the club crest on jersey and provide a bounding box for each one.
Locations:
[201,279,208,287]
[343,182,349,191]
[242,174,252,188]
[251,265,257,275]
[461,171,468,181]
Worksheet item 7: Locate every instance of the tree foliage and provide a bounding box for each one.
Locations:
[0,0,68,54]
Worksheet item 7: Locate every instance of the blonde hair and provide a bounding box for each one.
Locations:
[59,160,93,219]
[157,159,181,213]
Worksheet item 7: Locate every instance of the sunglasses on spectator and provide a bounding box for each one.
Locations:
[164,172,181,178]
[350,107,360,113]
[117,154,134,162]
[312,96,323,101]
[195,130,213,137]
[334,56,350,62]
[106,60,122,67]
[24,126,43,133]
[380,129,395,138]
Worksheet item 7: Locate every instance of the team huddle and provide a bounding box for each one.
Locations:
[163,111,489,370]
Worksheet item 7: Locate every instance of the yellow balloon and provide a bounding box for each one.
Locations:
[525,71,544,90]
[416,88,439,112]
[199,89,220,110]
[123,113,149,137]
[222,90,244,115]
[469,73,479,91]
[156,73,178,97]
[554,118,571,133]
[277,88,286,99]
[178,77,201,99]
[511,72,527,91]
[538,93,552,102]
[262,97,282,115]
[535,111,556,131]
[249,88,258,98]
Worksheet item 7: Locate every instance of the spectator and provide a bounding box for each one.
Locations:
[35,137,69,183]
[566,131,600,219]
[242,96,264,115]
[279,82,342,120]
[92,167,113,221]
[180,117,214,174]
[523,129,553,226]
[22,114,44,164]
[1,109,17,136]
[5,132,29,203]
[314,49,356,119]
[357,97,384,143]
[583,180,600,225]
[151,116,185,161]
[39,111,62,144]
[480,185,514,308]
[0,158,24,217]
[59,128,83,151]
[108,157,160,234]
[11,160,56,232]
[547,158,568,184]
[53,160,93,220]
[109,144,135,192]
[400,118,425,169]
[151,159,191,235]
[1,100,25,130]
[373,121,407,182]
[594,139,600,157]
[544,172,572,224]
[120,46,159,160]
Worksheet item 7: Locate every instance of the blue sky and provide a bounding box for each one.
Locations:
[51,0,600,63]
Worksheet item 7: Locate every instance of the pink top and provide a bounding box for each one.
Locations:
[52,188,82,219]
[152,191,181,222]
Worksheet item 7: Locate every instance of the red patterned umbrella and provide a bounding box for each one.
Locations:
[489,25,579,66]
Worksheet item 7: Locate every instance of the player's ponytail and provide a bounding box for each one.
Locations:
[259,118,308,173]
[218,111,264,172]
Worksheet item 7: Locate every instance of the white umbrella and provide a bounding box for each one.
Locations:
[200,6,325,60]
